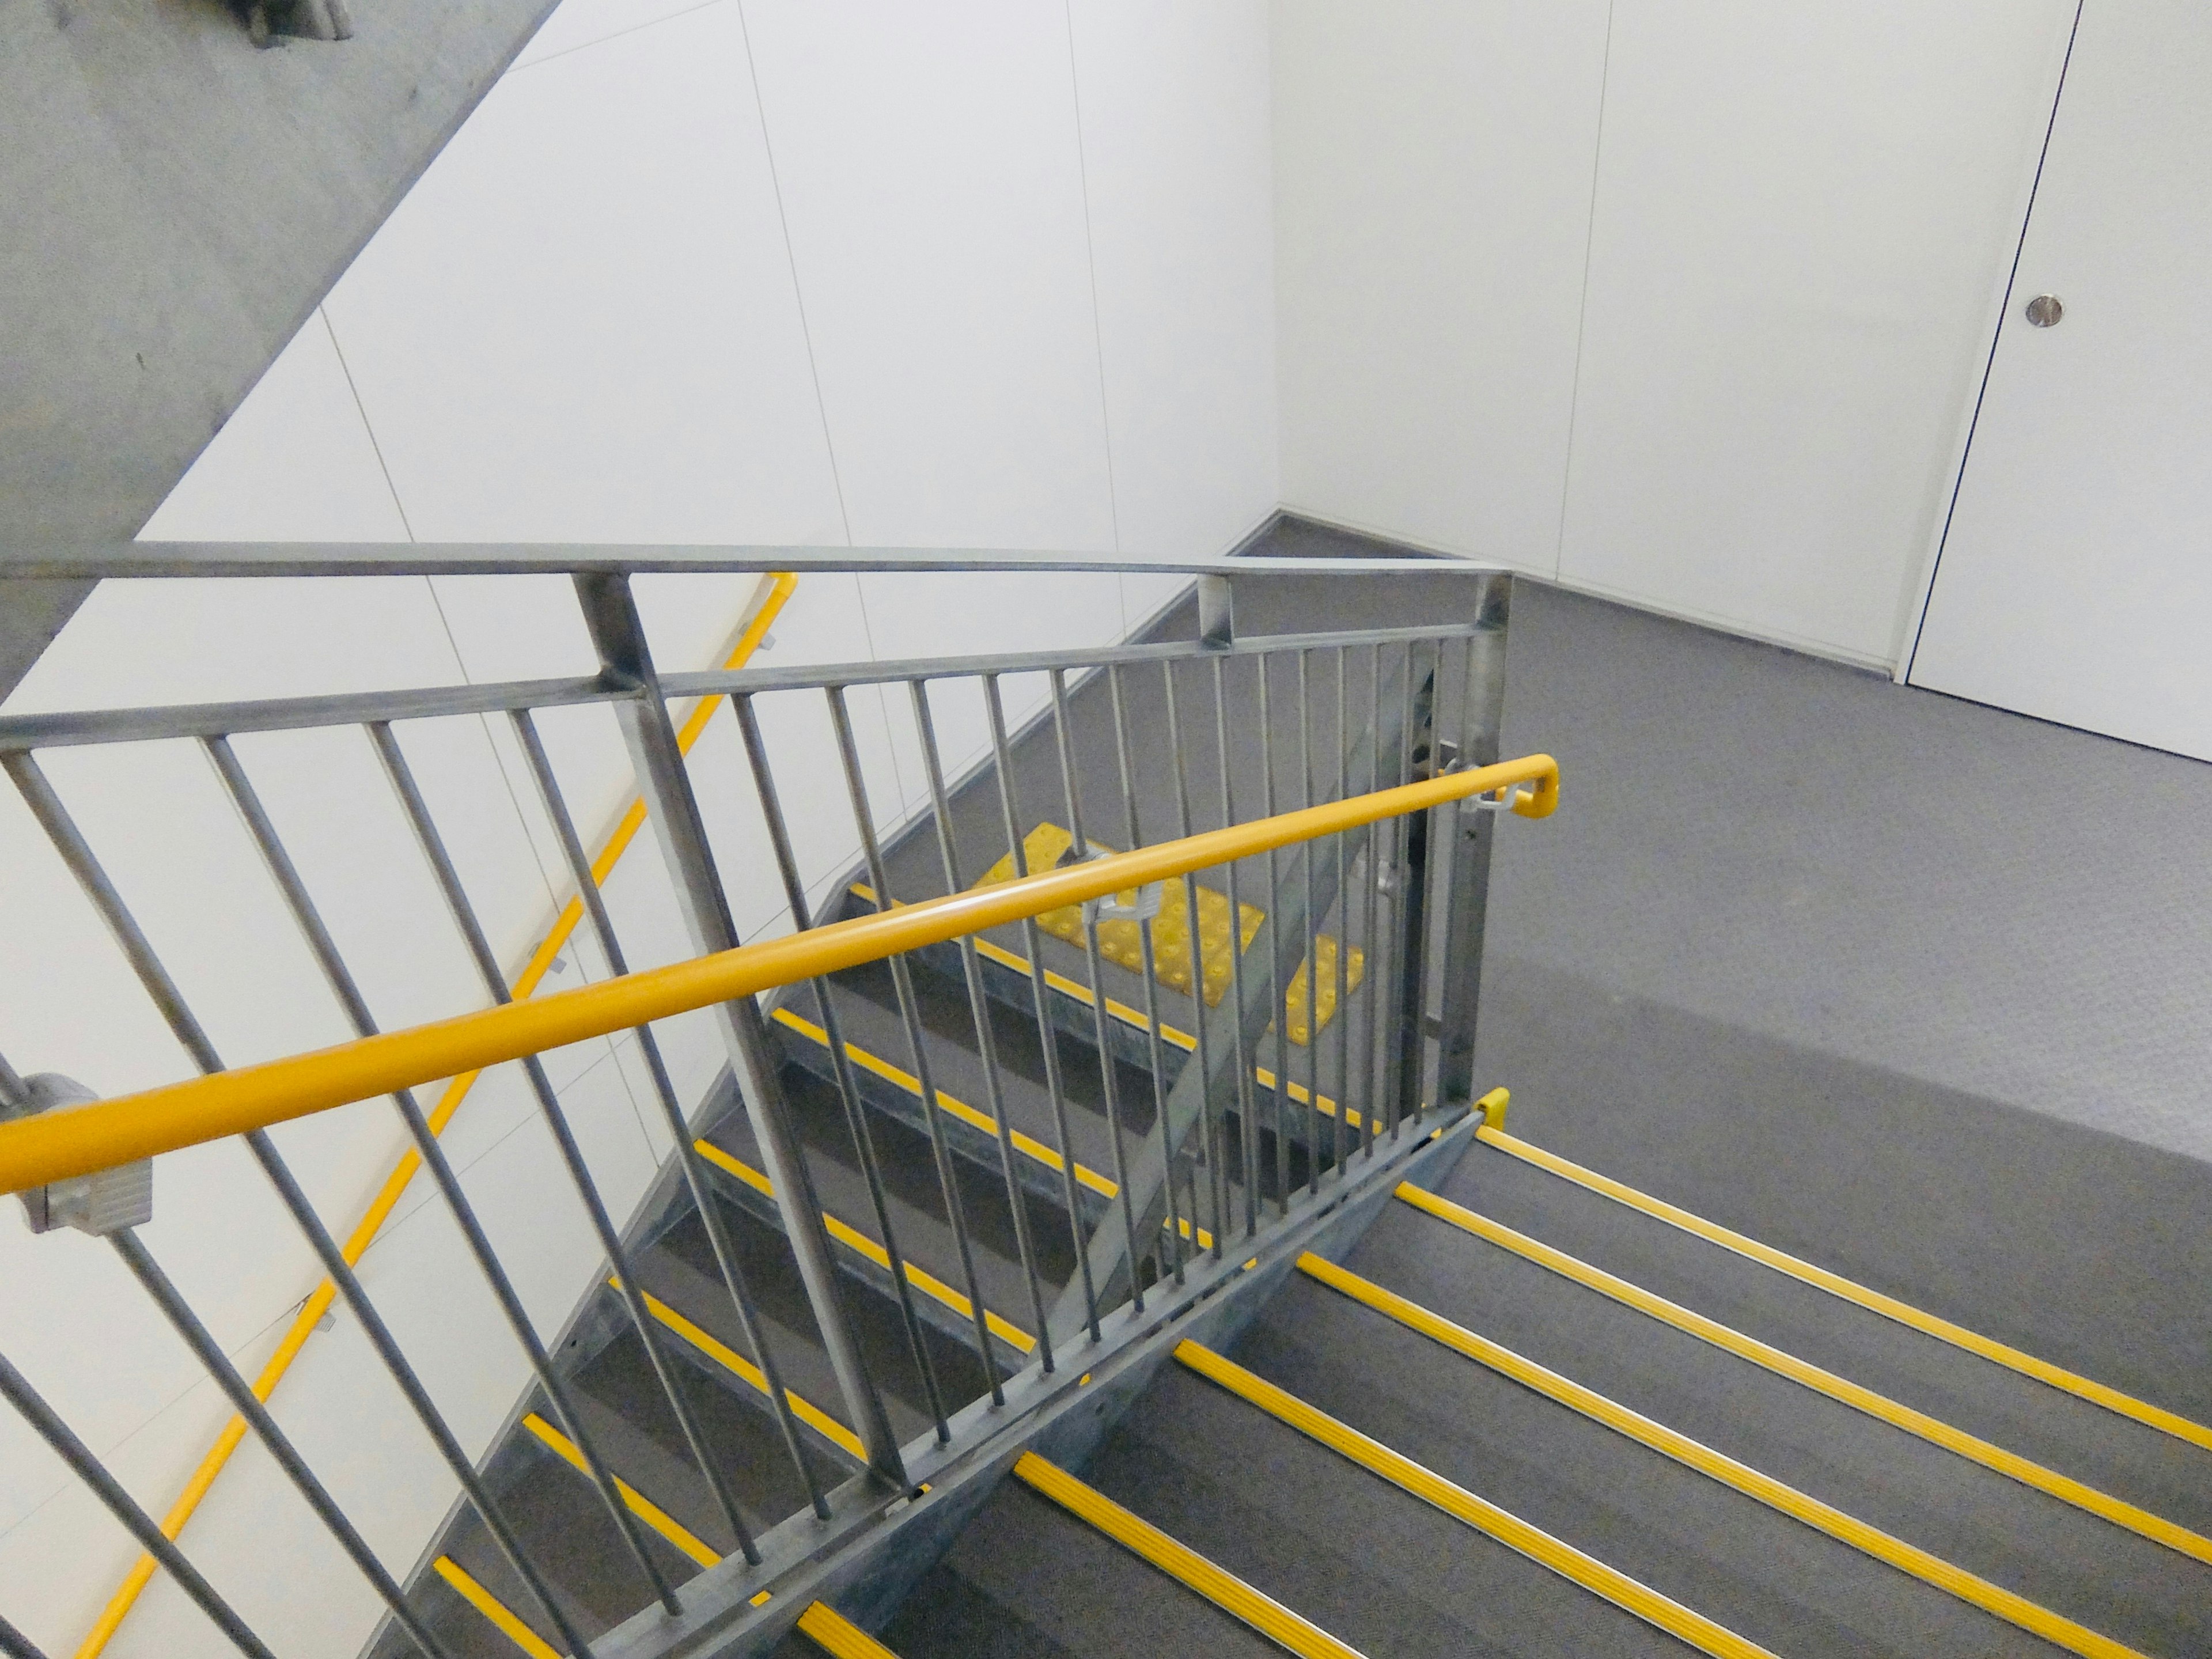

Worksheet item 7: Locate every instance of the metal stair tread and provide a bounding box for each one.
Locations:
[1078,1366,1680,1658]
[1458,1136,2212,1531]
[807,959,1143,1187]
[570,1334,795,1552]
[1225,1275,2053,1657]
[635,1204,944,1452]
[878,1476,1291,1659]
[461,1427,695,1646]
[1342,1205,2209,1656]
[700,1077,1050,1368]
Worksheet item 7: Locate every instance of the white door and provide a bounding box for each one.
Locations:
[1909,0,2212,760]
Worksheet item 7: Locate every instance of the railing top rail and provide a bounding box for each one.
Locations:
[666,620,1478,697]
[0,623,1480,753]
[0,543,1498,581]
[0,674,622,753]
[0,753,1557,1194]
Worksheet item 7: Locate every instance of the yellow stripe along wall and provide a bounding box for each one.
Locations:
[76,575,799,1659]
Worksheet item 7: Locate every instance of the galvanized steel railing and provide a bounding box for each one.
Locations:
[0,551,1535,1659]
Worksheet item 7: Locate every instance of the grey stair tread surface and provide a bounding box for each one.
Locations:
[764,1030,1074,1331]
[878,1479,1289,1659]
[1452,1137,2212,1538]
[457,1440,698,1645]
[696,1089,1016,1400]
[1083,1362,1683,1658]
[571,1336,778,1553]
[1227,1273,2062,1657]
[815,956,1146,1185]
[1350,1191,2212,1655]
[637,1203,947,1450]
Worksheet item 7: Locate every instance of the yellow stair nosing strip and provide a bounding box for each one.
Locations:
[689,1137,1036,1355]
[1475,1126,2212,1455]
[1396,1183,2212,1565]
[796,1600,903,1659]
[1170,1342,1774,1659]
[1297,1253,2152,1659]
[519,1412,719,1570]
[432,1555,561,1659]
[768,1005,1119,1200]
[614,1277,867,1462]
[1012,1452,1368,1659]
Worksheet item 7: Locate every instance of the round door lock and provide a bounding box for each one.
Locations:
[2024,294,2065,328]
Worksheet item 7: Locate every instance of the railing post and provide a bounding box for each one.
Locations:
[572,573,908,1491]
[1431,578,1513,1113]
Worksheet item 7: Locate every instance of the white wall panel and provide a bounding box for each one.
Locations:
[5,6,1284,1652]
[854,570,1126,816]
[1558,0,2073,664]
[1272,1,1610,569]
[1069,0,1278,562]
[512,0,715,69]
[324,2,845,546]
[137,311,408,545]
[742,0,1116,550]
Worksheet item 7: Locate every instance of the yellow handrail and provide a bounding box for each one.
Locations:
[6,753,1556,1195]
[69,572,799,1659]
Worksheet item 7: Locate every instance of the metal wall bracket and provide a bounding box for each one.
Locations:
[10,1074,153,1236]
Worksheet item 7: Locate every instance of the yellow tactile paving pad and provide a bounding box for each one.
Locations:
[977,823,1362,1044]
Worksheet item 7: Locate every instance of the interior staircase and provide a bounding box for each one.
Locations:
[367,603,2212,1659]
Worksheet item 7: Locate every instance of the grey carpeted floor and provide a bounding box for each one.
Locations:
[1483,579,2212,1166]
[1474,578,2212,1419]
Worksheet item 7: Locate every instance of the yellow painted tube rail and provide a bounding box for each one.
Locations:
[72,574,799,1659]
[4,753,1556,1194]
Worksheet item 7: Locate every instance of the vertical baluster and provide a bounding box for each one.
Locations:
[212,732,679,1619]
[1333,647,1357,1169]
[0,1609,51,1659]
[506,710,819,1527]
[1211,655,1261,1234]
[726,692,950,1442]
[1361,642,1386,1157]
[1297,649,1325,1192]
[982,674,1103,1338]
[907,679,1055,1367]
[0,1353,276,1659]
[1411,642,1453,1127]
[1104,664,1187,1285]
[2,748,636,1643]
[1047,669,1150,1310]
[1389,638,1424,1138]
[571,573,906,1488]
[826,688,1004,1406]
[1254,652,1299,1203]
[1161,662,1225,1258]
[369,721,749,1577]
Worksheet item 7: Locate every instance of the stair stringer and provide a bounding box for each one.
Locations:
[601,1111,1481,1659]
